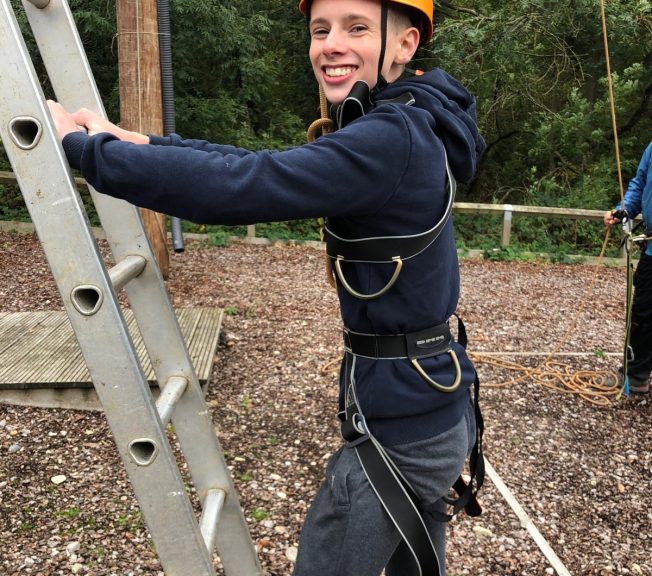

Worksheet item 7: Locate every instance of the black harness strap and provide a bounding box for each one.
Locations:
[323,159,456,264]
[344,322,453,360]
[343,318,484,520]
[342,353,442,576]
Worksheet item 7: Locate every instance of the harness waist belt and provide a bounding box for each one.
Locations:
[344,322,452,360]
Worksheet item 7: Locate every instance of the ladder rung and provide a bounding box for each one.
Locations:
[155,376,188,427]
[199,488,227,554]
[108,254,147,291]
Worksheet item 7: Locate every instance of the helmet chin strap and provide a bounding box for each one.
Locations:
[371,0,389,98]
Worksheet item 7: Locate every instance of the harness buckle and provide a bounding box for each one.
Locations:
[341,411,370,446]
[405,325,462,392]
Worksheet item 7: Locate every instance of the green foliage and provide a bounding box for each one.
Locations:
[483,247,520,261]
[0,186,29,222]
[256,220,321,242]
[208,228,233,247]
[56,506,81,519]
[224,305,239,316]
[423,0,651,214]
[169,0,312,148]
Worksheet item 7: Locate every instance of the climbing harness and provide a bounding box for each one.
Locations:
[345,321,462,392]
[614,209,635,397]
[612,210,652,398]
[328,156,482,574]
[314,101,483,576]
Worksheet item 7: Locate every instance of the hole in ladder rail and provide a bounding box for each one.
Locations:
[128,439,159,466]
[9,117,43,150]
[71,285,103,316]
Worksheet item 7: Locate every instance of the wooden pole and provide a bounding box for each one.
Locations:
[115,0,170,279]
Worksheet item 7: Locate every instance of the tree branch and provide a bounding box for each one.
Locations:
[436,0,478,16]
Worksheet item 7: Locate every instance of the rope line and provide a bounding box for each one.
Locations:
[599,0,625,204]
[306,85,334,143]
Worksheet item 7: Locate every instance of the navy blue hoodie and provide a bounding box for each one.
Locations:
[63,68,485,445]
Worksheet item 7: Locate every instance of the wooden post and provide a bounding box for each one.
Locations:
[115,0,169,279]
[502,204,513,247]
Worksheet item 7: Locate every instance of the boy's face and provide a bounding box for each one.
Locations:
[308,0,413,105]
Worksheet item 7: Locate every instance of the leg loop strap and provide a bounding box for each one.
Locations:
[341,352,442,576]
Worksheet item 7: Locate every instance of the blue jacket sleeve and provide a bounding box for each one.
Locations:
[620,142,652,218]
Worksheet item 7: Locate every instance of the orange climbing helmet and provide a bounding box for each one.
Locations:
[298,0,433,44]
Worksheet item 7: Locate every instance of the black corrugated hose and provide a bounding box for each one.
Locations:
[157,0,184,252]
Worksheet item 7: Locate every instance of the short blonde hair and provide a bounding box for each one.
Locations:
[389,6,413,33]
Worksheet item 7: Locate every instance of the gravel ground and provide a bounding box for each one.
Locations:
[0,230,650,576]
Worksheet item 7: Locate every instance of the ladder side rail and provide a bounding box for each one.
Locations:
[21,0,262,571]
[0,3,218,574]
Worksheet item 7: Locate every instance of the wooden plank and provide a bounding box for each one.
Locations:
[454,202,643,222]
[194,309,223,379]
[0,308,222,389]
[0,312,67,372]
[0,311,56,352]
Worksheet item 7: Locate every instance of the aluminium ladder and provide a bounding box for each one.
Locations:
[0,0,262,574]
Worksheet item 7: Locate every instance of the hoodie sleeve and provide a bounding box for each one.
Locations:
[149,133,255,157]
[63,108,413,225]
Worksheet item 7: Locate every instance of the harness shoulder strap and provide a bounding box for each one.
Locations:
[324,156,456,264]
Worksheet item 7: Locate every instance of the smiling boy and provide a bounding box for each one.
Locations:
[49,1,486,574]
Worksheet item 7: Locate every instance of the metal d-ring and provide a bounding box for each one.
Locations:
[333,255,403,300]
[411,349,462,393]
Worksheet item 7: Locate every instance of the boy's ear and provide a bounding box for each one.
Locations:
[394,26,420,65]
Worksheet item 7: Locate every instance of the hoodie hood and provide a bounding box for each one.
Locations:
[378,68,485,184]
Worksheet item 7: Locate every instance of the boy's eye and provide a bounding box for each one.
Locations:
[310,27,329,38]
[350,24,368,33]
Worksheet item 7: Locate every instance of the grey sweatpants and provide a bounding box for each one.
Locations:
[293,397,476,576]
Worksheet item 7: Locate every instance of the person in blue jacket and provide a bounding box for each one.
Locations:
[49,0,485,573]
[604,141,652,394]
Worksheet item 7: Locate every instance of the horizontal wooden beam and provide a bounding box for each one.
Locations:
[0,169,87,190]
[455,202,618,221]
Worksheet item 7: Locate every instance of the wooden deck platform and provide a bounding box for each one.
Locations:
[0,308,223,410]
